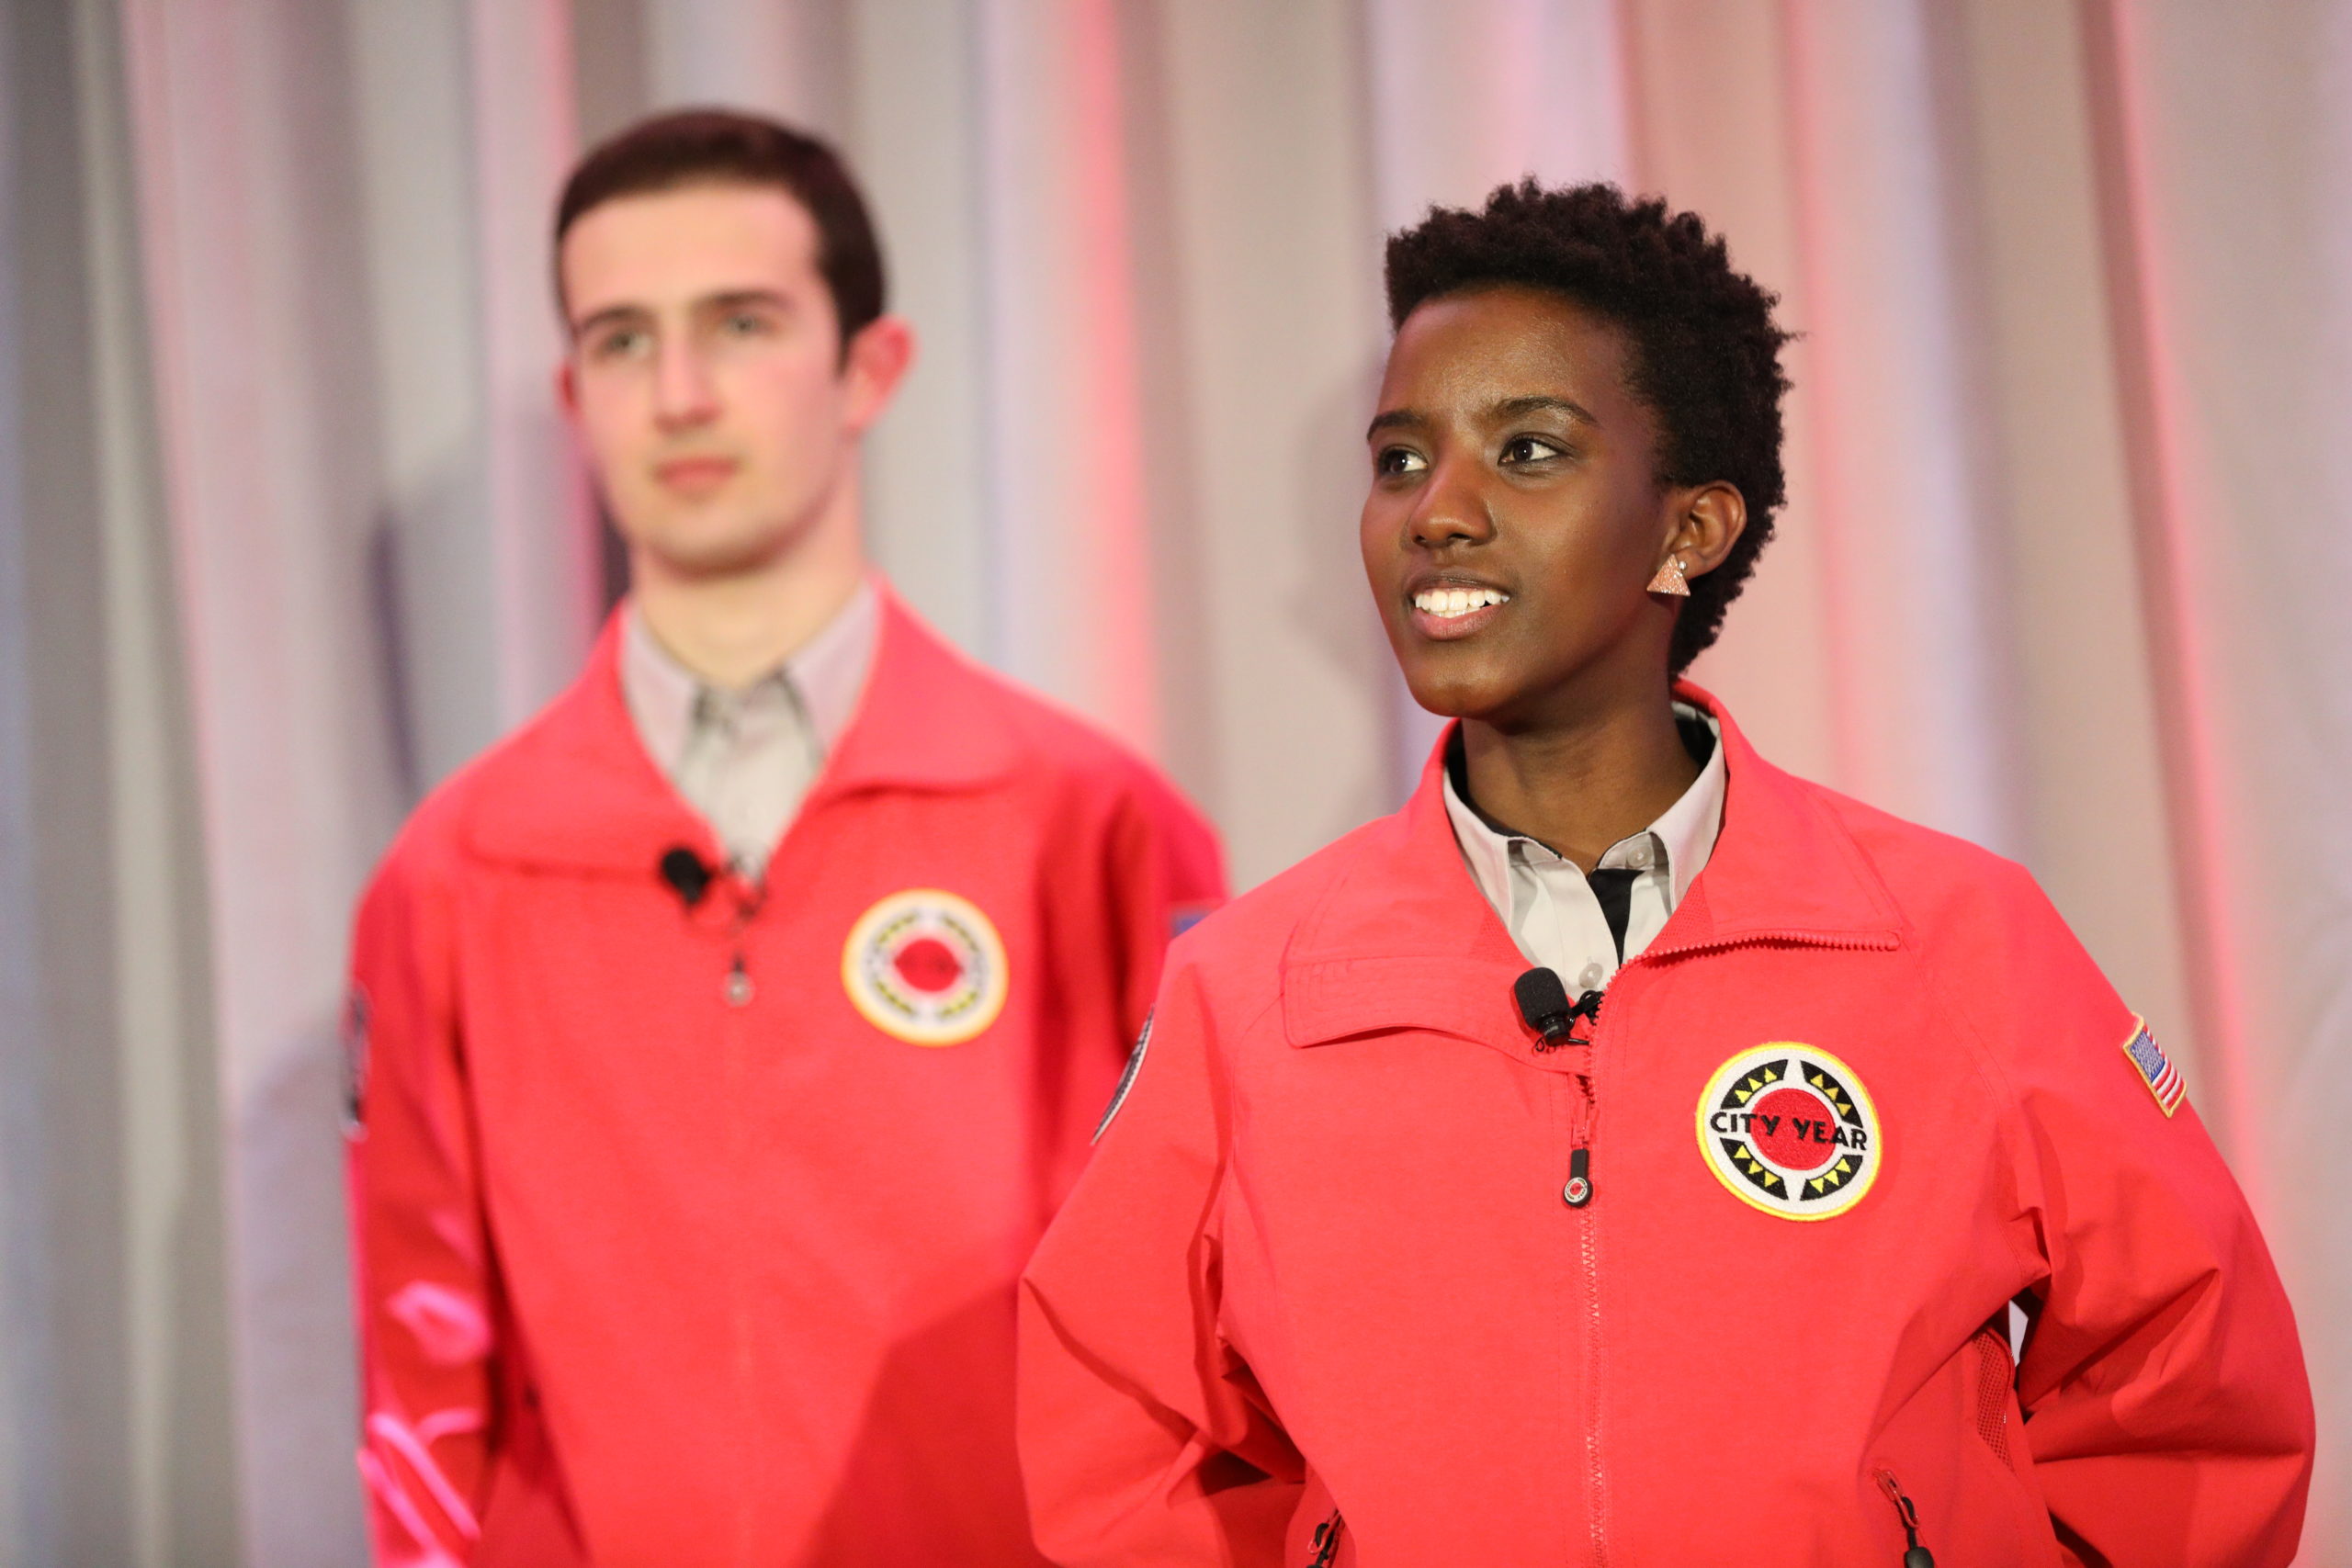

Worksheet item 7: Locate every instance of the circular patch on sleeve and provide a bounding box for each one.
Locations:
[1696,1043,1881,1220]
[841,889,1009,1046]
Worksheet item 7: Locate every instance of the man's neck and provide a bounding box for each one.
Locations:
[630,520,867,691]
[1459,670,1700,874]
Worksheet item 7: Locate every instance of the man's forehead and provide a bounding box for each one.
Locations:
[560,182,820,315]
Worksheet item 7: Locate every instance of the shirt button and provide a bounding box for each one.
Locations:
[1625,841,1654,870]
[1577,963,1605,992]
[725,967,754,1007]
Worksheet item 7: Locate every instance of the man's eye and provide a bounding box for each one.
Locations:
[1500,434,1564,465]
[719,310,774,338]
[590,328,650,361]
[1376,446,1428,477]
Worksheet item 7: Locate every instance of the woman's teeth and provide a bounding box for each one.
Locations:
[1413,586,1510,619]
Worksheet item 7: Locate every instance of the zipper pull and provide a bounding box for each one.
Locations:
[1562,1145,1593,1207]
[1307,1510,1344,1567]
[725,953,754,1008]
[1875,1471,1934,1567]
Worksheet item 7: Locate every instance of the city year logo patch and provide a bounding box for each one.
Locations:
[1697,1043,1882,1221]
[842,889,1009,1046]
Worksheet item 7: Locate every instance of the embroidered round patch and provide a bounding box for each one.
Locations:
[841,889,1009,1046]
[1696,1043,1881,1220]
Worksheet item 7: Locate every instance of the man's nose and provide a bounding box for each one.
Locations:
[652,339,719,430]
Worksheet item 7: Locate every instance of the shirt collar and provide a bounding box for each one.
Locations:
[1648,706,1727,908]
[619,576,880,772]
[1441,703,1727,912]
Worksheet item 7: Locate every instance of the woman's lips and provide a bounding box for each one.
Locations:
[1407,583,1511,641]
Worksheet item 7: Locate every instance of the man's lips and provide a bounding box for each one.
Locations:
[654,456,740,497]
[1405,577,1513,641]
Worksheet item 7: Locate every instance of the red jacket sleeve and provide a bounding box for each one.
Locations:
[1103,775,1227,1044]
[345,840,495,1563]
[1019,958,1301,1567]
[1995,877,2312,1565]
[346,839,586,1567]
[1036,775,1227,1208]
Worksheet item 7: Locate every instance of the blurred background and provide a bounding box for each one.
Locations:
[2,0,2347,1562]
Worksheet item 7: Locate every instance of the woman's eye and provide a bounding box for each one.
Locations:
[1500,434,1564,465]
[1376,446,1428,477]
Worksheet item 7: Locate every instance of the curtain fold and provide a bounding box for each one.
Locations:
[1,0,2339,1560]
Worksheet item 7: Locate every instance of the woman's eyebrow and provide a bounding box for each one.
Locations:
[1491,393,1600,428]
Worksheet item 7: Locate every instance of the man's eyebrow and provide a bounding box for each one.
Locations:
[696,288,793,314]
[1492,393,1600,427]
[569,288,793,341]
[1366,407,1423,440]
[570,302,650,341]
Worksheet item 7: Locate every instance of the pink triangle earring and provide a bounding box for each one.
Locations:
[1646,554,1690,597]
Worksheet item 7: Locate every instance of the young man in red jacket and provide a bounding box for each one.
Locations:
[345,111,1223,1566]
[1018,182,2312,1566]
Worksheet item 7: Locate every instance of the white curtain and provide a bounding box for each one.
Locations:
[0,0,2345,1561]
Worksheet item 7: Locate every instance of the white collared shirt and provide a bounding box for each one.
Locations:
[619,579,879,879]
[1442,705,1727,993]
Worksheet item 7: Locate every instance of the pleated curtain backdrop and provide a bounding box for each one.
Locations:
[0,0,2345,1562]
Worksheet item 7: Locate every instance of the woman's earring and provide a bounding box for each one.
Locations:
[1646,555,1690,598]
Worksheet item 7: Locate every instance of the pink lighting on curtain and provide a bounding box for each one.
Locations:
[468,0,600,727]
[975,0,1161,758]
[1063,0,1159,757]
[2078,0,2262,1199]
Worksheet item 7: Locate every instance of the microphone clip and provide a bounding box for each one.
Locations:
[1513,967,1606,1053]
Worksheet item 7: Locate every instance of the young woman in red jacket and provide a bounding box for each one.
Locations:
[1018,182,2312,1567]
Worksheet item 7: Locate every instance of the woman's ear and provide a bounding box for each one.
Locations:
[1665,481,1747,579]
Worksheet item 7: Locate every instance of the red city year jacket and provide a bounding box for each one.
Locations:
[1019,686,2312,1568]
[346,588,1224,1567]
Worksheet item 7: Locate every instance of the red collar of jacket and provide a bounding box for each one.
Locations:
[1282,682,1905,1055]
[461,584,1022,874]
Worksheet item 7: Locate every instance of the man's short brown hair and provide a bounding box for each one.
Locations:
[555,107,887,342]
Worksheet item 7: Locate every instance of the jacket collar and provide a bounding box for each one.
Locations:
[1282,682,1904,1059]
[464,583,1020,874]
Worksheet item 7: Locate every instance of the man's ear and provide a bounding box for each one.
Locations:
[1666,482,1747,579]
[842,314,917,434]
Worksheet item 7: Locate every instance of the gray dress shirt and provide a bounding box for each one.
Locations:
[619,579,879,880]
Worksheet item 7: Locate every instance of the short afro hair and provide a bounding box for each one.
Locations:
[556,108,886,347]
[1385,181,1792,675]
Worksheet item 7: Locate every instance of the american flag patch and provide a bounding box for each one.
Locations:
[2121,1017,2186,1116]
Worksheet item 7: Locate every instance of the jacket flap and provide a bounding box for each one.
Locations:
[1282,953,1579,1070]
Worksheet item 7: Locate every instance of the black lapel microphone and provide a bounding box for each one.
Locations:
[1513,967,1605,1052]
[658,845,715,910]
[1513,968,1573,1046]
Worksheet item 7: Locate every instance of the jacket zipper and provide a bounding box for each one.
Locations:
[1874,1470,1935,1567]
[723,873,763,1562]
[1559,987,1602,1205]
[1566,987,1607,1564]
[1547,934,1888,1562]
[1305,1508,1344,1567]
